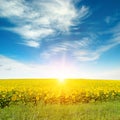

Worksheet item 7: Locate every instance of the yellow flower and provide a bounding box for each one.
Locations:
[11,95,17,101]
[36,96,39,101]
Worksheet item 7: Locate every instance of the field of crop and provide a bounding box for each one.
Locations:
[0,79,120,107]
[1,79,120,120]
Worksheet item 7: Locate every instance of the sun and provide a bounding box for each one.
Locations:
[50,60,79,82]
[54,64,79,82]
[57,73,66,82]
[58,77,65,82]
[55,66,66,83]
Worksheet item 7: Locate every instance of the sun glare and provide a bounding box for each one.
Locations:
[58,77,65,83]
[53,63,79,82]
[57,72,66,83]
[55,66,66,83]
[48,60,79,82]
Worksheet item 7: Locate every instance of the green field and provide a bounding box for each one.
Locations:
[0,101,120,120]
[0,79,120,120]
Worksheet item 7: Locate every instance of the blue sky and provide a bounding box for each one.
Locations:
[0,0,120,79]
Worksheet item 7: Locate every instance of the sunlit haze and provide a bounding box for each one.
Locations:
[0,0,120,79]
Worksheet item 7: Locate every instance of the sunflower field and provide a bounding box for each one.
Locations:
[0,79,120,108]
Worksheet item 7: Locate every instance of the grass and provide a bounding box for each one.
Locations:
[0,101,120,120]
[1,79,120,119]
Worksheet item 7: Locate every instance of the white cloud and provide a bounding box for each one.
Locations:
[111,23,120,44]
[73,50,100,61]
[73,41,119,62]
[22,41,40,48]
[0,0,25,17]
[0,55,120,79]
[40,25,120,62]
[0,55,31,78]
[92,69,120,80]
[79,68,120,80]
[0,0,89,47]
[73,22,120,61]
[77,6,90,22]
[0,55,52,78]
[12,25,54,40]
[0,55,79,79]
[41,37,92,58]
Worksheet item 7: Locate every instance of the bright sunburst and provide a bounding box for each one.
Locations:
[55,64,77,83]
[58,77,65,83]
[57,71,66,83]
[54,65,66,83]
[49,59,79,82]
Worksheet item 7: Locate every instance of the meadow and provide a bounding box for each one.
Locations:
[0,79,120,120]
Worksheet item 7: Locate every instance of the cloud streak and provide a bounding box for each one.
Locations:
[41,21,120,62]
[41,37,92,59]
[0,0,89,47]
[0,55,120,79]
[1,0,120,63]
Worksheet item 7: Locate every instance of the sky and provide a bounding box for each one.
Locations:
[0,0,120,79]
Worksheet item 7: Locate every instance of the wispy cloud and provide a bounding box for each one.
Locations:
[41,21,120,62]
[105,13,120,24]
[1,0,120,62]
[22,40,40,48]
[0,55,79,79]
[0,55,120,79]
[0,0,89,47]
[75,21,120,61]
[0,55,30,78]
[0,55,52,78]
[73,40,120,62]
[41,37,92,59]
[111,23,120,44]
